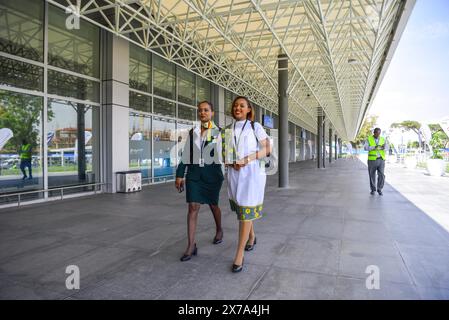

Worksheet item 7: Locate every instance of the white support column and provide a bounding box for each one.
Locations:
[101,32,130,193]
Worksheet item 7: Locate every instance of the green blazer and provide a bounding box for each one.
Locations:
[176,126,223,184]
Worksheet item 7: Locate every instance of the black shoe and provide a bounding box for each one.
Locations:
[245,237,257,251]
[213,231,223,244]
[232,258,244,273]
[378,191,383,196]
[22,176,27,180]
[370,191,375,195]
[180,244,197,262]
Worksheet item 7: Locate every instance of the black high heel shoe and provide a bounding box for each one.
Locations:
[232,257,244,273]
[245,237,257,251]
[180,244,197,262]
[213,232,223,244]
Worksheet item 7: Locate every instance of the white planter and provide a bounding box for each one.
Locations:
[404,157,417,169]
[427,159,445,177]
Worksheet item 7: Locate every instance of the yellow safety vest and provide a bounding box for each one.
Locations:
[20,144,32,160]
[368,136,386,161]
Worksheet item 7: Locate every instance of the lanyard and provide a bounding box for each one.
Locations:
[200,123,213,159]
[233,120,248,151]
[200,132,207,158]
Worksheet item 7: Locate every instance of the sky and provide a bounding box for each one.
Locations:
[368,0,449,131]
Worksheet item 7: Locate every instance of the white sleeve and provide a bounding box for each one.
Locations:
[254,122,269,141]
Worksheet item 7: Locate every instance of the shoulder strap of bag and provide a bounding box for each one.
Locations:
[250,121,259,145]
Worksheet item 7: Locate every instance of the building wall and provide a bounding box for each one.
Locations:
[0,0,318,204]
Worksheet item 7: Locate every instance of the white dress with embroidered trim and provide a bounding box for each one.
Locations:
[227,120,269,217]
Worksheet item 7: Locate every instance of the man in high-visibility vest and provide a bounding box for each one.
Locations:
[364,128,389,196]
[19,139,33,180]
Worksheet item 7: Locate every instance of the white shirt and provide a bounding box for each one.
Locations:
[231,120,268,160]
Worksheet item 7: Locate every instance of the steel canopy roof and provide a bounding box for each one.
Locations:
[48,0,415,140]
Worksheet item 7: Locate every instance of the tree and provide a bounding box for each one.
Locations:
[352,115,378,147]
[407,141,420,149]
[0,91,54,153]
[391,121,423,149]
[428,124,449,159]
[391,121,421,135]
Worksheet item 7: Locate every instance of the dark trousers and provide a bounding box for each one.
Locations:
[368,158,385,192]
[20,159,32,178]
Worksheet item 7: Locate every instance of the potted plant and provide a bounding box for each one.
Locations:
[427,132,446,176]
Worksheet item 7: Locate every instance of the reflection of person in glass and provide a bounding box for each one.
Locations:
[19,139,33,180]
[175,101,224,262]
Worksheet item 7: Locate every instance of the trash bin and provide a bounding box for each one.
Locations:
[116,170,142,193]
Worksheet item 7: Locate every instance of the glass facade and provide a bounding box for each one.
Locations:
[0,1,101,204]
[0,90,43,195]
[47,70,100,102]
[0,55,44,92]
[178,67,195,106]
[47,5,100,77]
[197,77,211,104]
[129,113,152,182]
[178,104,196,122]
[128,44,211,184]
[154,98,176,118]
[0,0,44,61]
[47,99,100,190]
[296,127,305,161]
[153,117,176,181]
[153,55,176,100]
[129,91,151,113]
[129,43,151,93]
[0,0,319,205]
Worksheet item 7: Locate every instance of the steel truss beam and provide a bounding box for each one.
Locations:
[45,0,412,139]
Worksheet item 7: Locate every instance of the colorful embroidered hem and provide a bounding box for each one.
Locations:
[229,199,263,221]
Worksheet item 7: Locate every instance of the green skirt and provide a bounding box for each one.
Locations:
[186,178,223,205]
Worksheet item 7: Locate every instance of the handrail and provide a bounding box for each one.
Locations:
[0,182,108,198]
[0,182,108,208]
[1,174,177,208]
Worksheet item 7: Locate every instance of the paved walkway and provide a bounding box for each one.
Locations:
[1,159,449,300]
[384,159,449,232]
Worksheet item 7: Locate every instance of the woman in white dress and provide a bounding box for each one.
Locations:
[223,96,271,273]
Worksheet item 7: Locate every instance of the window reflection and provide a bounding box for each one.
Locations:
[153,55,175,100]
[0,56,43,92]
[178,104,196,121]
[178,67,195,105]
[153,117,176,181]
[129,113,152,181]
[0,90,43,197]
[130,91,151,113]
[273,114,279,129]
[48,4,100,77]
[197,77,211,104]
[153,97,175,118]
[0,0,44,61]
[296,127,303,161]
[225,89,234,117]
[176,121,194,165]
[129,44,151,93]
[48,70,100,103]
[47,99,100,189]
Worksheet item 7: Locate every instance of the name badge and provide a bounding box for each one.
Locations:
[199,158,205,167]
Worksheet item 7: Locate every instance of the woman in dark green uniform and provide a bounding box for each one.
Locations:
[175,101,224,261]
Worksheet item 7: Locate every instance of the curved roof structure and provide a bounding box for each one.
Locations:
[48,0,415,140]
